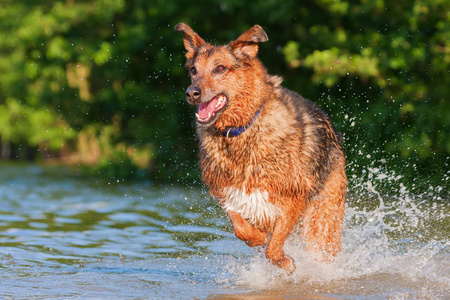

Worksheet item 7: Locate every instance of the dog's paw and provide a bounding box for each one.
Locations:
[227,210,268,247]
[244,231,268,247]
[266,250,296,274]
[279,255,296,274]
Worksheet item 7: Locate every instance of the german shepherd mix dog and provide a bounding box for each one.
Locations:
[175,23,347,273]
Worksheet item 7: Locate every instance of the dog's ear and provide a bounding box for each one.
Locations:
[174,23,206,60]
[231,25,268,59]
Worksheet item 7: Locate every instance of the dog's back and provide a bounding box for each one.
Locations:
[279,87,344,195]
[176,23,347,272]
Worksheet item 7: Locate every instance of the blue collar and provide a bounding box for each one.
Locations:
[222,104,264,138]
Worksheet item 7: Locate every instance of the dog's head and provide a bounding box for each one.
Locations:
[175,23,269,130]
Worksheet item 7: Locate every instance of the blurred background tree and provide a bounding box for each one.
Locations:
[0,0,448,190]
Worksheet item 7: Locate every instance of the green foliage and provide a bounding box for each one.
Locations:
[280,0,449,164]
[0,0,448,188]
[0,98,75,149]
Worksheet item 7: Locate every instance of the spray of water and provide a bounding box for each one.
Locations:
[221,164,449,298]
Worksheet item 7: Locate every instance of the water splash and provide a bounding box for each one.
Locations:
[224,165,449,299]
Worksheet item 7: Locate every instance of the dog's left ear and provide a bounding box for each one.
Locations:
[175,23,206,60]
[231,25,268,59]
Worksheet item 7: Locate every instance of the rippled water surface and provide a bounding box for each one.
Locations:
[0,164,448,299]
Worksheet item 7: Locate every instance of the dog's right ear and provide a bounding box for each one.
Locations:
[174,23,206,60]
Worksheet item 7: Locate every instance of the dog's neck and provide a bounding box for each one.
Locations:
[222,104,264,138]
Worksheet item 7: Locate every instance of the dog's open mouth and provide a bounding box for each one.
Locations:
[195,94,227,124]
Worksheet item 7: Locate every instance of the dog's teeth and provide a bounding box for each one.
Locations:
[195,113,200,120]
[216,96,224,108]
[208,112,211,119]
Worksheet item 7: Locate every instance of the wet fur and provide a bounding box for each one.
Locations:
[175,23,347,272]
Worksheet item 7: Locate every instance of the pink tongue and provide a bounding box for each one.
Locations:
[198,98,218,120]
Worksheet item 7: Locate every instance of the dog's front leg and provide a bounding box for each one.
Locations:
[265,213,297,273]
[227,210,268,247]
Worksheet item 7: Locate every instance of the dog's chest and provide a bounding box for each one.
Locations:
[200,130,285,224]
[221,187,279,225]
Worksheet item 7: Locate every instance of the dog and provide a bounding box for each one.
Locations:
[175,23,347,273]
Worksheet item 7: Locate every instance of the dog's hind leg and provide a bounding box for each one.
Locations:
[227,211,268,247]
[303,165,346,260]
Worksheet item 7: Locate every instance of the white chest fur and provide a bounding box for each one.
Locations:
[221,188,280,225]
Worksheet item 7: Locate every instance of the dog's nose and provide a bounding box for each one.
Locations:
[185,86,201,103]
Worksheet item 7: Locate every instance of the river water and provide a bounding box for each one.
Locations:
[0,163,448,299]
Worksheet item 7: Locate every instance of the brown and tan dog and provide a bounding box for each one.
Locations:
[175,23,347,273]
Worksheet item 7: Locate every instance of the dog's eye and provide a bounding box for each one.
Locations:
[214,65,226,73]
[190,67,197,75]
